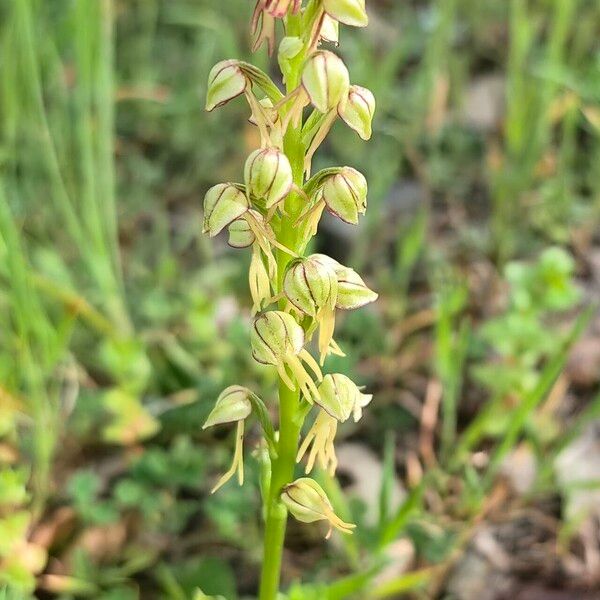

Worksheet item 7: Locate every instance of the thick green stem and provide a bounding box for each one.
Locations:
[259,12,306,598]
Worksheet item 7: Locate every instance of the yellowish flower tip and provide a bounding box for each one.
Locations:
[321,166,367,225]
[203,183,249,237]
[323,0,369,28]
[301,50,350,113]
[281,477,356,537]
[205,60,248,112]
[338,85,376,140]
[244,148,294,209]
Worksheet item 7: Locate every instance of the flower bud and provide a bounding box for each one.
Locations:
[205,60,248,112]
[203,183,249,237]
[281,477,356,536]
[301,51,350,113]
[336,266,378,310]
[265,0,301,18]
[338,85,376,140]
[203,385,252,429]
[228,218,255,248]
[251,311,304,366]
[244,148,293,209]
[323,0,368,27]
[321,167,367,224]
[283,257,337,318]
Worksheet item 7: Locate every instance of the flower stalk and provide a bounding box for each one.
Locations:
[202,2,375,598]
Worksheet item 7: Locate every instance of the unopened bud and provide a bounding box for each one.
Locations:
[203,386,252,429]
[205,60,248,112]
[338,85,375,140]
[281,477,356,536]
[244,148,293,209]
[302,51,350,113]
[283,257,338,318]
[251,311,304,366]
[321,167,367,224]
[203,183,249,237]
[323,0,368,27]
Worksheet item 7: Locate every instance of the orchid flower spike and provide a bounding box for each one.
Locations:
[251,311,323,402]
[203,386,253,493]
[281,477,356,538]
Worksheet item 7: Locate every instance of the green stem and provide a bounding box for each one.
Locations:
[259,11,306,599]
